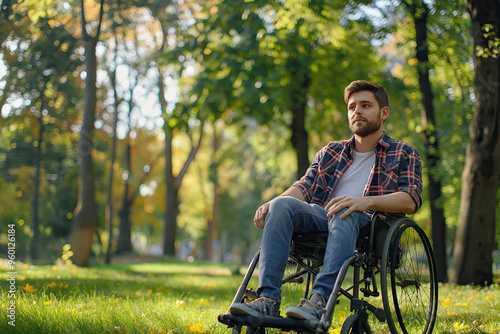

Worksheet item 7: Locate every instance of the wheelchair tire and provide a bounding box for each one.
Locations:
[340,314,369,334]
[246,327,265,334]
[380,218,438,334]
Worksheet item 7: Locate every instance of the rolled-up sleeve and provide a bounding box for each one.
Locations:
[397,147,423,213]
[292,152,322,203]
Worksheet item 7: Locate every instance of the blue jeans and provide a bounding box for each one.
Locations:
[256,196,371,302]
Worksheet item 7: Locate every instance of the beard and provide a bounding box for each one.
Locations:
[349,112,382,137]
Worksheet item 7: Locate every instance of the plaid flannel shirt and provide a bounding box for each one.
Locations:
[292,132,423,217]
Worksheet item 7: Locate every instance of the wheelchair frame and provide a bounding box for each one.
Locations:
[218,213,438,334]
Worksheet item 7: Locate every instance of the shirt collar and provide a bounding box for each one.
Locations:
[377,131,392,150]
[345,131,392,152]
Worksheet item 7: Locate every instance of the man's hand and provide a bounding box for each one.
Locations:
[254,202,270,229]
[326,192,416,219]
[325,195,370,219]
[253,186,306,229]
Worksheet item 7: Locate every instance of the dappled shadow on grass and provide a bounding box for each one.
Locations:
[0,259,247,303]
[0,275,243,303]
[104,257,246,277]
[1,291,186,334]
[0,260,251,334]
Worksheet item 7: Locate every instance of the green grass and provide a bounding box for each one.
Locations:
[0,258,498,333]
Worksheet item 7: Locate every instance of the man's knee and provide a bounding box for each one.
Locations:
[327,208,349,224]
[328,208,364,232]
[264,196,302,230]
[268,196,302,214]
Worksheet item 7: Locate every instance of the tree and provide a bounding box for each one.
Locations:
[188,1,384,177]
[402,0,448,282]
[1,0,82,259]
[0,0,16,44]
[104,26,120,264]
[98,3,154,255]
[161,94,204,257]
[147,0,206,256]
[70,0,105,266]
[451,0,500,286]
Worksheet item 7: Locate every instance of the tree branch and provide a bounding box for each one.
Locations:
[79,0,88,41]
[95,0,105,40]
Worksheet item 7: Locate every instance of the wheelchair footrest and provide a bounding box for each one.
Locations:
[218,314,318,331]
[367,304,386,323]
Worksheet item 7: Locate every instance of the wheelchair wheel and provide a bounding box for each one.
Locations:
[279,258,314,316]
[380,218,438,334]
[340,314,369,334]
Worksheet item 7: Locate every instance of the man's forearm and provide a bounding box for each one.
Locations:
[327,191,416,219]
[278,186,306,202]
[365,191,416,214]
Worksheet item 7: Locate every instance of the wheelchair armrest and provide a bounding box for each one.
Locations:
[370,212,405,257]
[375,212,405,221]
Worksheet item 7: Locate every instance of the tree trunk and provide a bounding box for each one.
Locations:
[205,122,221,261]
[0,71,13,114]
[116,139,158,254]
[451,0,500,286]
[0,0,13,20]
[117,140,133,254]
[219,230,227,263]
[70,0,104,267]
[30,111,44,260]
[162,124,204,257]
[163,186,179,256]
[157,59,204,256]
[0,0,14,44]
[105,57,120,264]
[163,132,179,256]
[70,37,100,267]
[117,199,132,253]
[290,73,311,177]
[408,0,448,283]
[116,67,136,254]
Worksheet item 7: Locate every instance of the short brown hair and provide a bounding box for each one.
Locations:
[344,80,389,109]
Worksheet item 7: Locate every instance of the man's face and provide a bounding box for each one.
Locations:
[347,91,386,137]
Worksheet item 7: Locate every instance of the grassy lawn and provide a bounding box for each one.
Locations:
[0,258,498,334]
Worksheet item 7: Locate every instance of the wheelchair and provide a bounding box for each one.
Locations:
[218,213,438,334]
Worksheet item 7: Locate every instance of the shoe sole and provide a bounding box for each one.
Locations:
[286,306,319,321]
[229,303,280,318]
[229,304,262,317]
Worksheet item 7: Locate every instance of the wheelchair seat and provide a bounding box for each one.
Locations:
[290,214,393,263]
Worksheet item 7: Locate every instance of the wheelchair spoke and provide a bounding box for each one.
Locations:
[381,219,437,334]
[280,259,313,316]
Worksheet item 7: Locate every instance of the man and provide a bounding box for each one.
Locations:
[230,80,423,321]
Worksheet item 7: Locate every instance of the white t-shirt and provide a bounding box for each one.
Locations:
[330,149,376,198]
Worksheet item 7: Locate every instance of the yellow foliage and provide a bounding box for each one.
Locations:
[441,299,454,307]
[186,321,206,333]
[21,283,38,293]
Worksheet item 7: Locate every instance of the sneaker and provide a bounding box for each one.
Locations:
[229,297,280,317]
[286,293,326,320]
